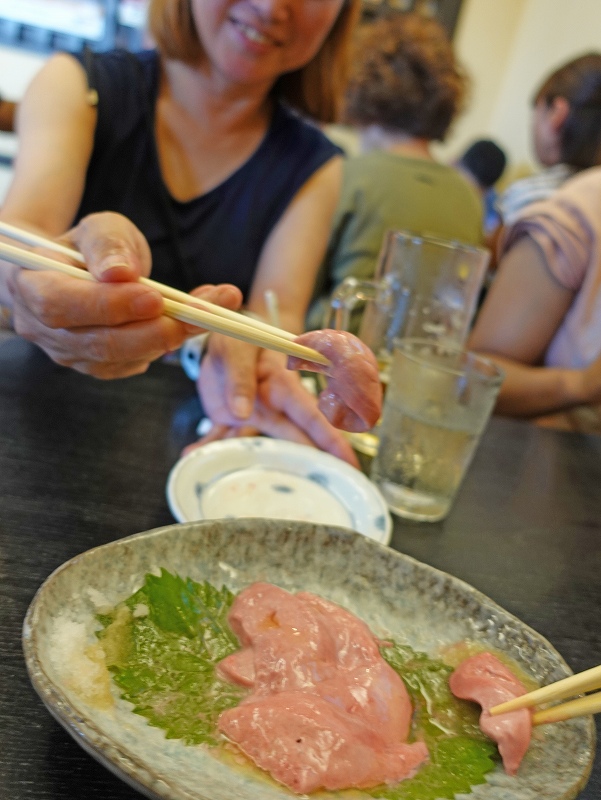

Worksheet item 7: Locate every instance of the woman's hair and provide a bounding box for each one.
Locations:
[534,53,601,169]
[343,11,467,140]
[147,0,360,123]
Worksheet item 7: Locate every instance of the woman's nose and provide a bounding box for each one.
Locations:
[249,0,291,22]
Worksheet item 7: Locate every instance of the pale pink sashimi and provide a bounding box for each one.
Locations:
[226,582,293,646]
[217,648,255,687]
[217,583,429,792]
[288,329,382,432]
[249,624,338,695]
[218,692,428,794]
[224,583,338,694]
[449,651,532,776]
[315,659,413,742]
[297,591,383,669]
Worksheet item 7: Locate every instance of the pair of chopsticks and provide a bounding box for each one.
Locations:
[0,220,330,368]
[489,664,601,726]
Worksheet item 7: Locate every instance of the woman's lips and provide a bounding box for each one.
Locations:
[230,17,280,46]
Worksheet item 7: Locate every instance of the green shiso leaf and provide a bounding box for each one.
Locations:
[96,569,244,746]
[380,643,486,744]
[367,643,497,800]
[97,570,497,793]
[370,737,497,800]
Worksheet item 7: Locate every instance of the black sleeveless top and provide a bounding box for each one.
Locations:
[75,49,342,295]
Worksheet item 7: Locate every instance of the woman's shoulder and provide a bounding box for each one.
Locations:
[76,48,159,107]
[501,166,601,292]
[76,48,159,142]
[498,164,574,224]
[554,165,601,207]
[508,165,601,234]
[268,103,342,160]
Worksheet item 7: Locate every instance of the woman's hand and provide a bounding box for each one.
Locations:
[6,212,242,379]
[195,338,360,466]
[575,352,601,407]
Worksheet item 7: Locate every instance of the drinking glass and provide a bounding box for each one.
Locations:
[370,338,503,522]
[327,230,490,456]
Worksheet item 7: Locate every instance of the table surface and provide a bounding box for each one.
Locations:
[1,336,600,800]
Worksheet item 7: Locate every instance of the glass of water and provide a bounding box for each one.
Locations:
[370,338,504,522]
[327,231,490,457]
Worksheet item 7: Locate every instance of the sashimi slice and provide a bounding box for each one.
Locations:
[288,330,382,432]
[219,692,428,793]
[449,651,532,775]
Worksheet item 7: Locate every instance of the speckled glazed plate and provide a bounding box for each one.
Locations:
[23,520,594,800]
[166,437,392,545]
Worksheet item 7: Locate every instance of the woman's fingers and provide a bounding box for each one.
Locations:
[65,212,152,282]
[225,343,262,419]
[13,269,164,328]
[190,283,243,312]
[6,212,251,380]
[181,423,262,456]
[202,337,261,421]
[198,346,360,466]
[13,314,186,376]
[10,272,188,377]
[260,374,360,466]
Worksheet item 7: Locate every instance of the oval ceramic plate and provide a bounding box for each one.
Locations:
[23,520,594,800]
[166,437,392,545]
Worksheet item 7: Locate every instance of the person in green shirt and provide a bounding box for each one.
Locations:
[307,11,484,330]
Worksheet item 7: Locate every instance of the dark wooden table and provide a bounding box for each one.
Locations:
[1,336,600,799]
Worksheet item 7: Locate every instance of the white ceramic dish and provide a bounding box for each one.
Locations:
[166,437,392,545]
[23,520,594,800]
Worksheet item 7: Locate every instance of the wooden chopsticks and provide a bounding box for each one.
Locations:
[489,664,601,726]
[0,221,330,368]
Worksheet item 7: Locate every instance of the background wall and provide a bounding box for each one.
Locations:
[441,0,601,176]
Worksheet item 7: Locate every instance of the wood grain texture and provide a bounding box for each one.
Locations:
[1,336,599,799]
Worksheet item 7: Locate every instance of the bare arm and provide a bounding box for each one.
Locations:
[196,156,360,464]
[203,156,343,415]
[0,54,95,307]
[2,53,96,234]
[469,236,598,417]
[248,156,343,331]
[0,55,242,376]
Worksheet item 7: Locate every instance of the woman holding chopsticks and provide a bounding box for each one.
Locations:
[0,0,360,464]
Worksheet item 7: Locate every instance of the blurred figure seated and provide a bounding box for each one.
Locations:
[307,10,483,330]
[455,138,507,236]
[496,53,601,227]
[469,165,601,434]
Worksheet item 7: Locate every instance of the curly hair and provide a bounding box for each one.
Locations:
[534,53,601,169]
[343,11,468,141]
[147,0,360,123]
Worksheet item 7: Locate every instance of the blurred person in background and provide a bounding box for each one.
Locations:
[306,11,483,330]
[470,165,601,435]
[496,52,601,227]
[455,138,507,236]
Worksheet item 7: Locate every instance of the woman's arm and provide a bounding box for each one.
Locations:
[0,57,176,374]
[468,235,598,417]
[196,156,360,464]
[1,56,243,376]
[0,54,95,308]
[2,53,96,234]
[248,156,343,331]
[201,156,343,415]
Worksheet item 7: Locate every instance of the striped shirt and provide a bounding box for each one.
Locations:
[497,164,575,226]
